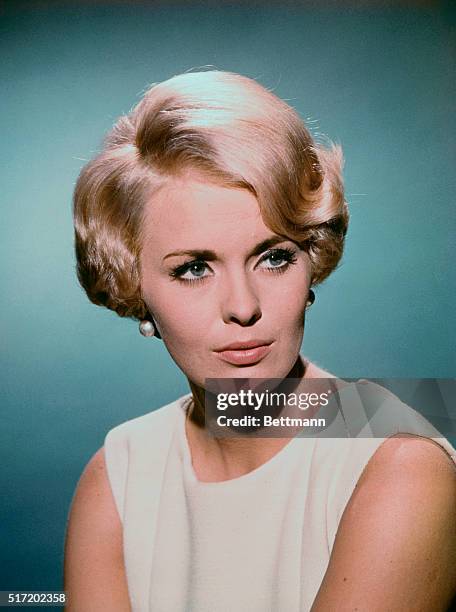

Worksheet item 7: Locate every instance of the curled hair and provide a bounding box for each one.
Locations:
[73,70,348,320]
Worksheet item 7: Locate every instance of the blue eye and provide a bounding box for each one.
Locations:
[182,262,208,278]
[170,260,211,284]
[259,248,298,272]
[169,247,298,286]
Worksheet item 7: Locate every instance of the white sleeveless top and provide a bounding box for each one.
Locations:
[104,381,456,612]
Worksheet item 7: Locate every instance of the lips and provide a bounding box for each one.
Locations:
[214,340,273,366]
[215,339,272,351]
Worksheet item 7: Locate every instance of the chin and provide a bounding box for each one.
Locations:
[227,362,288,380]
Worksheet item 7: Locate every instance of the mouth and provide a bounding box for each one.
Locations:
[214,341,273,366]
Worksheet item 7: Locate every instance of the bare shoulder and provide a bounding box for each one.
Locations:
[311,435,456,611]
[64,447,131,611]
[347,434,456,536]
[66,447,120,535]
[365,433,456,482]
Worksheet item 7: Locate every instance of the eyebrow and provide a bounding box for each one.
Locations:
[162,235,290,262]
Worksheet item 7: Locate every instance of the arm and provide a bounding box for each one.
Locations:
[311,435,456,612]
[63,448,131,612]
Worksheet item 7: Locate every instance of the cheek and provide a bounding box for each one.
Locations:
[270,282,308,322]
[153,292,210,346]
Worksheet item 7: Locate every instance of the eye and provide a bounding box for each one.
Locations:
[169,260,212,284]
[258,247,298,272]
[169,246,299,286]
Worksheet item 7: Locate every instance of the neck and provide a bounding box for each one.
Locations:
[186,355,307,429]
[184,356,327,481]
[185,356,316,481]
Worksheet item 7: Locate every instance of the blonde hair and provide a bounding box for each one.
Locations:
[73,70,348,320]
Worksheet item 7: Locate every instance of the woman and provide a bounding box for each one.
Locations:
[64,70,456,611]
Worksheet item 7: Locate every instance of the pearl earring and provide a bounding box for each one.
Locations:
[139,320,155,337]
[306,289,315,308]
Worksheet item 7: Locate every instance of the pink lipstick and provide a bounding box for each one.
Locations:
[214,341,273,366]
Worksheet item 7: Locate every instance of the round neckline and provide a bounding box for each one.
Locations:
[176,394,317,487]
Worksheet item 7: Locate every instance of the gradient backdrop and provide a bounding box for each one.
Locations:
[1,0,455,598]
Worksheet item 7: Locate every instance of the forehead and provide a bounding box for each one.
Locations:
[141,175,270,251]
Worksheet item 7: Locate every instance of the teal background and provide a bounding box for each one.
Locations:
[1,1,455,595]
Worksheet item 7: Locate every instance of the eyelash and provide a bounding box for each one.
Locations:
[169,248,299,286]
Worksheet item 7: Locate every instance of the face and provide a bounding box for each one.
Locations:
[139,173,312,388]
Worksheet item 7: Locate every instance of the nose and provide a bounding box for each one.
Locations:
[220,270,262,327]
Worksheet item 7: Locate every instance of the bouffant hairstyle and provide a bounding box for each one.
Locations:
[73,70,348,321]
